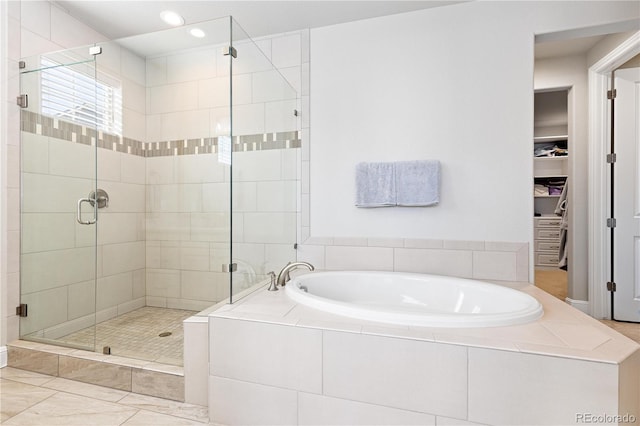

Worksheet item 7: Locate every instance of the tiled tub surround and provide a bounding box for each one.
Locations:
[209,283,640,425]
[297,237,529,282]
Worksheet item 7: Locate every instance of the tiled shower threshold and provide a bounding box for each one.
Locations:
[7,307,197,402]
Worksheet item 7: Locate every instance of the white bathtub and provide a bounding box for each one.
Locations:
[286,271,543,327]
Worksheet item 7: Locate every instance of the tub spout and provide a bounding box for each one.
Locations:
[277,261,314,287]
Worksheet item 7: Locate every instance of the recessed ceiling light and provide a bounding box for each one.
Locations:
[160,10,184,27]
[190,28,206,38]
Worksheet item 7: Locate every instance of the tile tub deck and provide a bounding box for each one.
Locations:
[208,280,640,425]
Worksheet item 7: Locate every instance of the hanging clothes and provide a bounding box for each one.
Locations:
[555,179,568,271]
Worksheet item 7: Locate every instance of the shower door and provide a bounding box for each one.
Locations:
[19,47,100,352]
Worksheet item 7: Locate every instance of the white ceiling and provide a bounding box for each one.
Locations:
[53,1,630,60]
[54,1,468,41]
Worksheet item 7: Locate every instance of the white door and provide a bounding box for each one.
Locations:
[612,66,640,321]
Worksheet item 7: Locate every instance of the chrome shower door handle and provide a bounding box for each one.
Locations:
[77,197,97,225]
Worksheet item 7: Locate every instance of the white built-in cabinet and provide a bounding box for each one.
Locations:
[534,90,568,268]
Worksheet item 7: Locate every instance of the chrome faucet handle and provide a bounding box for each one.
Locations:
[267,271,278,291]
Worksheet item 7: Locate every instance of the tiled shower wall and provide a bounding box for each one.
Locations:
[145,148,300,311]
[143,33,302,311]
[18,29,305,334]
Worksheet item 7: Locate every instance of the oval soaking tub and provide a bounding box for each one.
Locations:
[286,271,543,327]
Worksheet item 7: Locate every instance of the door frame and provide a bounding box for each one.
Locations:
[588,31,640,319]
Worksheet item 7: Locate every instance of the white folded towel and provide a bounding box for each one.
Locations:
[355,162,396,207]
[395,160,441,206]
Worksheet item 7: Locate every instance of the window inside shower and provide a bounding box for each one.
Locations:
[41,57,123,136]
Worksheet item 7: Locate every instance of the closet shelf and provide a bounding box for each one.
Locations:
[534,156,568,161]
[534,135,569,142]
[534,90,568,268]
[534,174,568,178]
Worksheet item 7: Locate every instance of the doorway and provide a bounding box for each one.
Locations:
[588,32,640,320]
[610,61,640,321]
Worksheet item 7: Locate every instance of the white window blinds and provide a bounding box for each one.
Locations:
[41,58,123,136]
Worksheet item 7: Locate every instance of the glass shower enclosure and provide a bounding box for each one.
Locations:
[18,17,299,359]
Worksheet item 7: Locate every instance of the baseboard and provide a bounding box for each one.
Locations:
[0,346,7,368]
[565,297,590,315]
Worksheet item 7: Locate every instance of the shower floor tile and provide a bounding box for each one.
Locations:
[57,307,196,367]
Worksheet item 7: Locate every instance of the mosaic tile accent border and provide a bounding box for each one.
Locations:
[20,111,301,158]
[20,110,145,156]
[145,131,301,157]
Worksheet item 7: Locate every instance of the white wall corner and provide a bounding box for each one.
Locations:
[565,297,590,315]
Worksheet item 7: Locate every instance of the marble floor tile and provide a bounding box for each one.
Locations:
[2,392,138,425]
[0,367,210,425]
[42,377,131,403]
[118,393,209,423]
[121,409,208,425]
[0,367,56,386]
[0,379,57,423]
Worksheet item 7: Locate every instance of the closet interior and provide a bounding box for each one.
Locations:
[533,89,569,299]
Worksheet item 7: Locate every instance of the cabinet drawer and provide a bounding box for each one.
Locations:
[536,240,560,252]
[536,253,559,266]
[535,217,562,228]
[536,228,561,240]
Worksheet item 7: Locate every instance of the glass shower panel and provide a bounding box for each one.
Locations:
[91,18,233,352]
[19,47,99,352]
[230,19,299,301]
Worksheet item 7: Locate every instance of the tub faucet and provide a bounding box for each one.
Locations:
[266,271,278,292]
[277,261,314,287]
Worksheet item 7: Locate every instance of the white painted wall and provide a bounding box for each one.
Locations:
[534,55,589,301]
[309,2,640,252]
